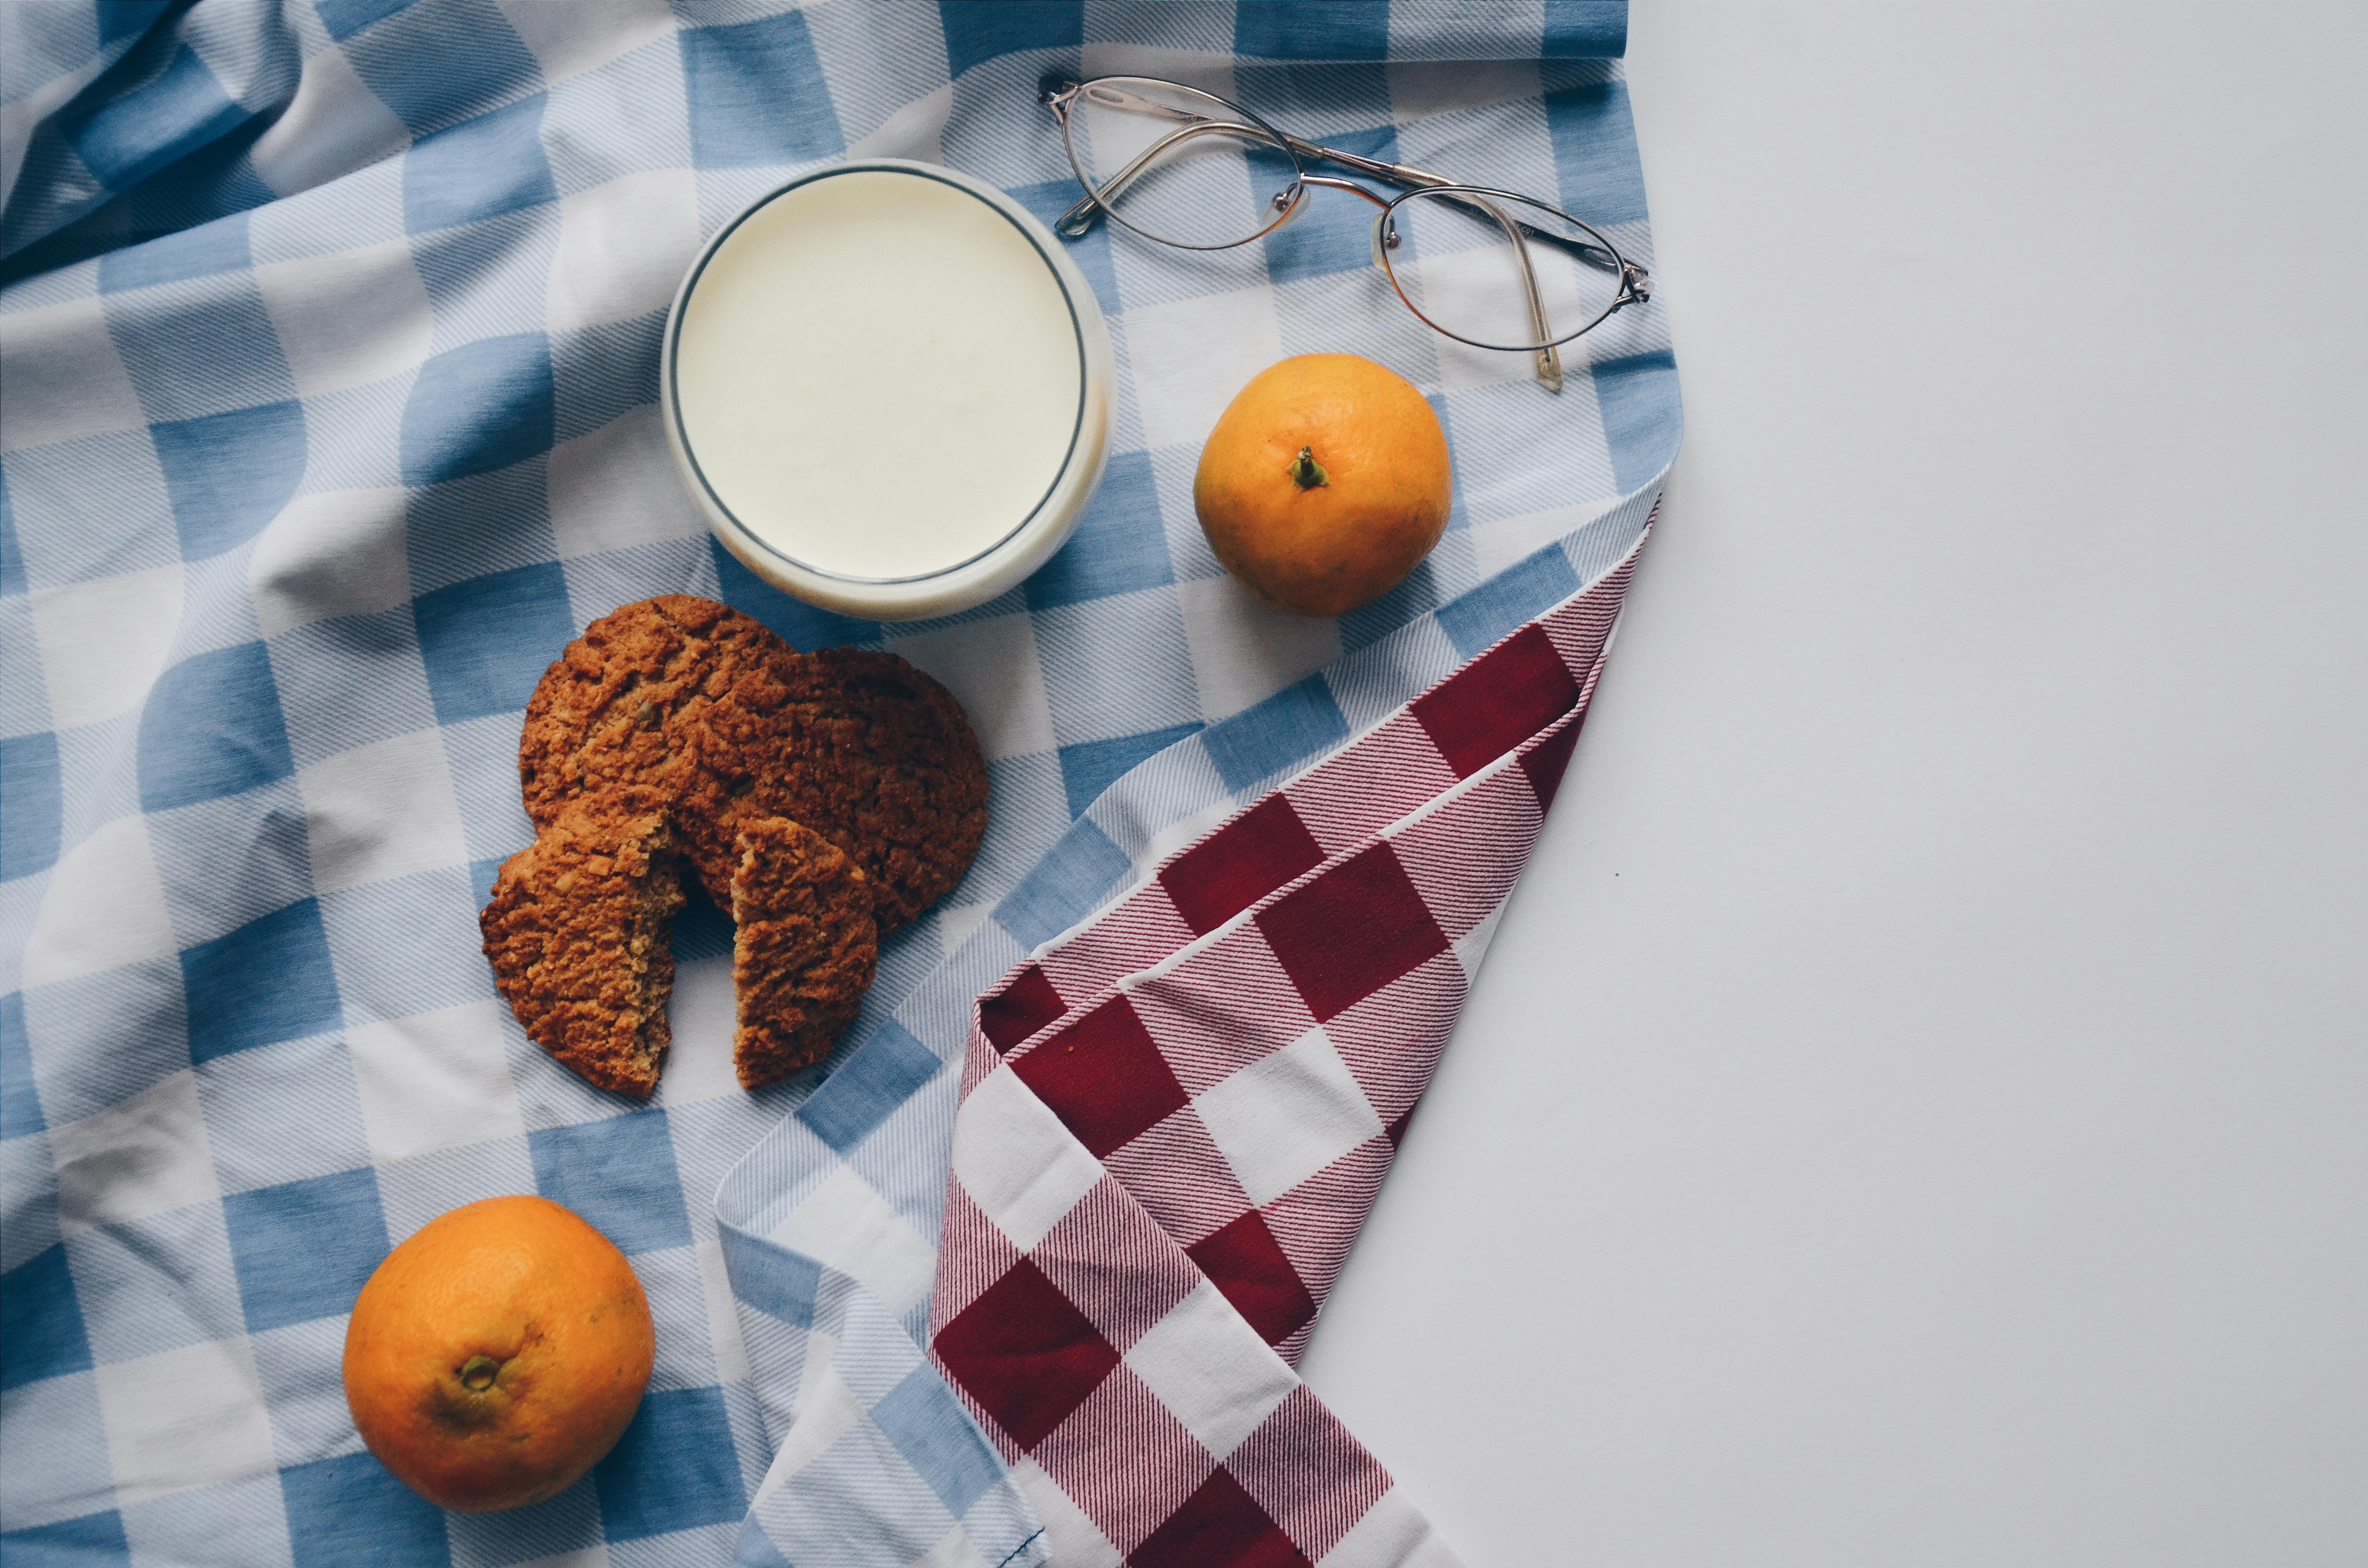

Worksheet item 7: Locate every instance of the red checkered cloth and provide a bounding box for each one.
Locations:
[928,546,1641,1567]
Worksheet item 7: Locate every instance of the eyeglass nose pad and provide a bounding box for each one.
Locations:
[1368,213,1391,270]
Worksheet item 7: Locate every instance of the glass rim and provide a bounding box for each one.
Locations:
[1056,74,1307,253]
[667,161,1097,589]
[1373,184,1631,353]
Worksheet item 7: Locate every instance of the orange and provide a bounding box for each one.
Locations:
[1193,354,1454,617]
[342,1196,654,1512]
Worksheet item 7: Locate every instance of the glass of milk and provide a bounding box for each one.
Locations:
[663,160,1114,620]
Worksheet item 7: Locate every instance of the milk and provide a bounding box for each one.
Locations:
[671,169,1086,583]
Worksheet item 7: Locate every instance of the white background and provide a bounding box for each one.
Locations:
[1297,6,2368,1564]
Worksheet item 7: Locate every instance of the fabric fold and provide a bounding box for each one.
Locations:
[925,544,1643,1563]
[728,517,1657,1566]
[0,3,1677,1564]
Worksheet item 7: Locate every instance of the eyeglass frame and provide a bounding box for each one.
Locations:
[1039,75,1652,393]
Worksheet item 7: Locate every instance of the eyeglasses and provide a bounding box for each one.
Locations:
[1040,75,1652,394]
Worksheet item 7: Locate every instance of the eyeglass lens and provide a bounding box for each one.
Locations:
[1061,78,1301,250]
[1378,189,1627,352]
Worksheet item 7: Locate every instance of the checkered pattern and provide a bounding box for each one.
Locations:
[1,3,1675,1565]
[924,554,1639,1566]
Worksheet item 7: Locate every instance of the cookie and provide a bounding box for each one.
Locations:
[518,595,795,839]
[729,817,879,1088]
[676,647,990,933]
[480,795,685,1098]
[503,597,989,1099]
[521,599,988,932]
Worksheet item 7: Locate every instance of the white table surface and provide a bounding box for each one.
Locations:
[1294,6,2368,1564]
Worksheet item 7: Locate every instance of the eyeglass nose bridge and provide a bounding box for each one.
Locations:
[1297,173,1390,210]
[1258,174,1382,238]
[1254,172,1392,254]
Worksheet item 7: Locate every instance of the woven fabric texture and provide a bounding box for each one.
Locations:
[923,551,1643,1568]
[0,2,1676,1564]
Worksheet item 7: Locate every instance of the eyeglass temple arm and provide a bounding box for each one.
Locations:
[1299,176,1556,389]
[1266,131,1620,284]
[1043,80,1443,239]
[1284,138,1651,316]
[1471,193,1565,392]
[1311,149,1566,391]
[1326,167,1653,395]
[1056,149,1566,390]
[1336,183,1558,391]
[1301,172,1559,390]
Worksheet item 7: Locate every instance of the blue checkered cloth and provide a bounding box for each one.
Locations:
[0,3,1677,1564]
